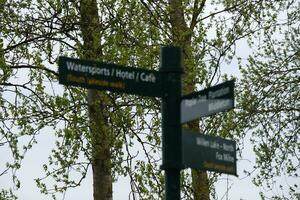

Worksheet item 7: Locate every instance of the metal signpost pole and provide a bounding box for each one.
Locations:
[160,46,182,200]
[58,46,237,200]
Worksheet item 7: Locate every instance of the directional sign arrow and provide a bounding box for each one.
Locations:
[181,80,235,123]
[58,56,163,97]
[182,128,237,175]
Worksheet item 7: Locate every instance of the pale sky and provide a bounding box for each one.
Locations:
[1,14,298,199]
[0,131,259,200]
[0,129,269,200]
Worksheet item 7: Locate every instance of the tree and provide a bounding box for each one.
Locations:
[0,1,164,199]
[1,0,299,199]
[238,5,300,198]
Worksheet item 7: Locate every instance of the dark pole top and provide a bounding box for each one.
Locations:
[159,46,183,73]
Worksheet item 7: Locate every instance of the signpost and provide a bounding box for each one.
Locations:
[160,47,182,200]
[181,80,235,123]
[59,56,163,97]
[182,129,237,175]
[58,47,237,200]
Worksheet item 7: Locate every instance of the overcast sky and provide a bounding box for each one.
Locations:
[1,20,298,200]
[1,131,262,200]
[0,45,264,200]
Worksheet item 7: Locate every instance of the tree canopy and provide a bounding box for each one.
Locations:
[0,0,299,199]
[238,10,300,198]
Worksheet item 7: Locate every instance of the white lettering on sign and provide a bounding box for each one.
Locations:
[184,95,206,107]
[208,87,230,99]
[185,99,197,107]
[216,152,223,160]
[216,152,235,163]
[223,153,235,163]
[208,99,231,112]
[196,136,234,152]
[66,61,158,84]
[140,72,156,83]
[210,141,220,149]
[222,143,235,152]
[66,61,110,76]
[115,69,135,80]
[196,137,210,147]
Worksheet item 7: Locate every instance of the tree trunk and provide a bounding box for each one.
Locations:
[88,90,112,200]
[79,0,113,200]
[168,0,210,199]
[192,169,210,200]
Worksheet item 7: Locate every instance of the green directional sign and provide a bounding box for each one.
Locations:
[58,56,163,97]
[182,128,237,175]
[181,80,235,123]
[57,48,238,200]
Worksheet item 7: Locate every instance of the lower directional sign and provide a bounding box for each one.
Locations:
[182,128,237,175]
[58,56,163,97]
[181,80,235,123]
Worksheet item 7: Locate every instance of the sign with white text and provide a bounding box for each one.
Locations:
[58,57,163,97]
[181,80,234,123]
[182,128,237,175]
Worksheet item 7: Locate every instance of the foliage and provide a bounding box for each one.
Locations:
[0,0,164,198]
[0,189,17,200]
[0,0,299,199]
[238,10,300,199]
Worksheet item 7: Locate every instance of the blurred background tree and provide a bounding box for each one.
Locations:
[0,0,299,199]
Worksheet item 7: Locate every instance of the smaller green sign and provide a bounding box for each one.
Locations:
[182,128,237,175]
[58,57,163,97]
